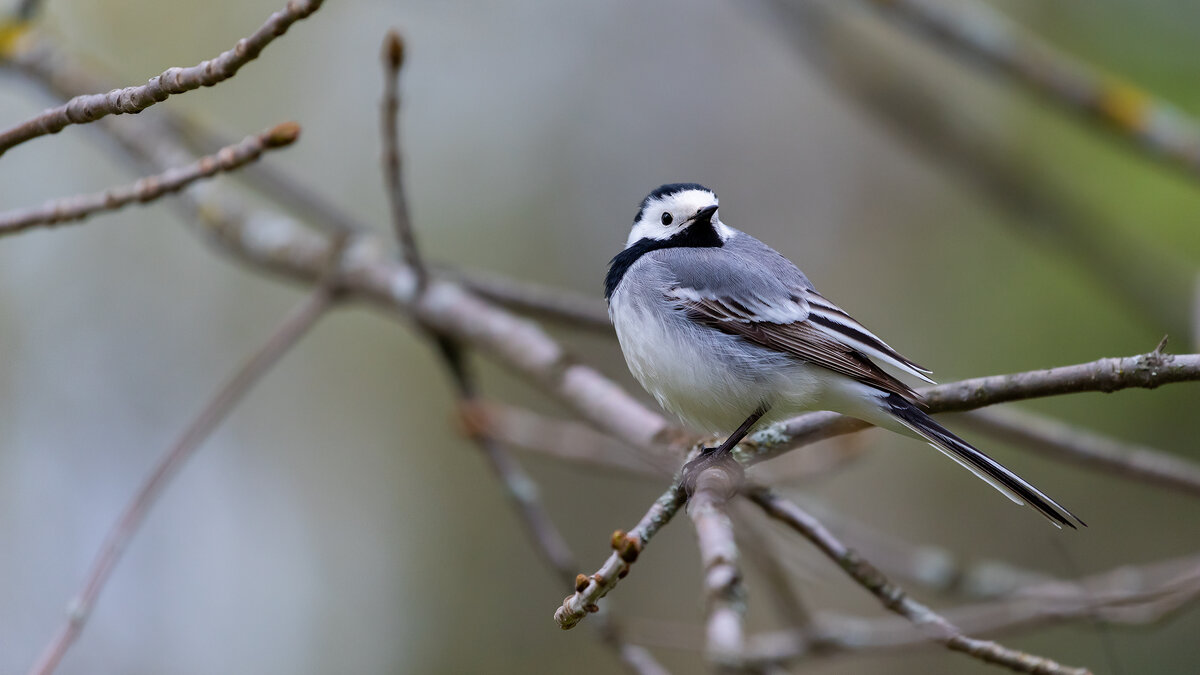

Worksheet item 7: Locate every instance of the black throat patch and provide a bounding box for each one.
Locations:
[604,221,724,300]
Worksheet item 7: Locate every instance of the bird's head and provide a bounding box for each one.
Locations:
[626,183,732,249]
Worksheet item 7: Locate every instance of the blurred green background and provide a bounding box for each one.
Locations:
[1,1,1198,673]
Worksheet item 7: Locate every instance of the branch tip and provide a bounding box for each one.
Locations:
[383,29,405,70]
[265,121,301,147]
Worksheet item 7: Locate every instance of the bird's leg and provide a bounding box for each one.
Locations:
[680,406,767,495]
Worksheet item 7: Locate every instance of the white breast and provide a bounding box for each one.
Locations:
[609,284,825,433]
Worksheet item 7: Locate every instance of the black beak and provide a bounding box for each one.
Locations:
[689,205,719,225]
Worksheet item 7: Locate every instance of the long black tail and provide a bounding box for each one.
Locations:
[885,394,1085,529]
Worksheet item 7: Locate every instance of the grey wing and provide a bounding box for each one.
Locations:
[655,232,933,399]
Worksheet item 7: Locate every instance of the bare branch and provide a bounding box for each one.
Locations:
[556,484,688,630]
[739,552,1200,665]
[472,402,674,478]
[632,552,1200,665]
[0,0,323,157]
[742,349,1200,468]
[0,122,300,237]
[688,461,748,665]
[958,407,1200,498]
[748,488,1092,675]
[27,261,345,675]
[803,502,1052,598]
[862,0,1200,186]
[447,267,614,334]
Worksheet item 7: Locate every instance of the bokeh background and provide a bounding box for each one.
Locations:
[1,0,1198,673]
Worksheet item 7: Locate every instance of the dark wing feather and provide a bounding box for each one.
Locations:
[678,295,920,400]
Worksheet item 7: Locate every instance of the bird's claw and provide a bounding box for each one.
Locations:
[680,446,744,497]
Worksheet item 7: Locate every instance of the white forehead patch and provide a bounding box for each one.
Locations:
[626,188,733,247]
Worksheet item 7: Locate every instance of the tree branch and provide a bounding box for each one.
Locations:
[0,122,299,237]
[470,402,674,479]
[688,460,748,665]
[0,0,323,157]
[446,267,614,334]
[742,349,1200,468]
[748,487,1092,675]
[555,484,688,630]
[739,552,1200,665]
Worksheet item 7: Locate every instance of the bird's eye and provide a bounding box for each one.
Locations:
[660,212,673,226]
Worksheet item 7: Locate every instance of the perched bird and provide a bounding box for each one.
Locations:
[604,183,1083,528]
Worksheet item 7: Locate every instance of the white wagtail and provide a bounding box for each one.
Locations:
[605,183,1083,528]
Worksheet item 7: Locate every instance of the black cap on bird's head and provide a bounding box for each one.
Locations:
[633,183,714,224]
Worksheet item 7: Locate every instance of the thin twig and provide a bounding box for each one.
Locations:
[555,483,688,629]
[958,407,1200,498]
[0,122,300,237]
[688,460,748,665]
[27,250,347,675]
[380,30,425,290]
[748,487,1092,675]
[737,553,1200,665]
[799,500,1052,598]
[377,26,576,581]
[0,0,324,157]
[733,504,816,634]
[862,0,1200,186]
[447,267,614,334]
[471,402,674,479]
[375,32,666,674]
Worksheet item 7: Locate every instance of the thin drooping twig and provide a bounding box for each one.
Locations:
[687,460,748,664]
[862,0,1200,186]
[748,487,1092,675]
[958,407,1200,498]
[0,0,324,157]
[556,483,689,629]
[27,245,348,675]
[375,33,666,675]
[737,553,1200,666]
[0,122,300,237]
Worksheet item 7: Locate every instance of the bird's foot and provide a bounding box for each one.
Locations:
[680,446,744,497]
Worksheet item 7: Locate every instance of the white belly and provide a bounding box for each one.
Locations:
[610,288,826,433]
